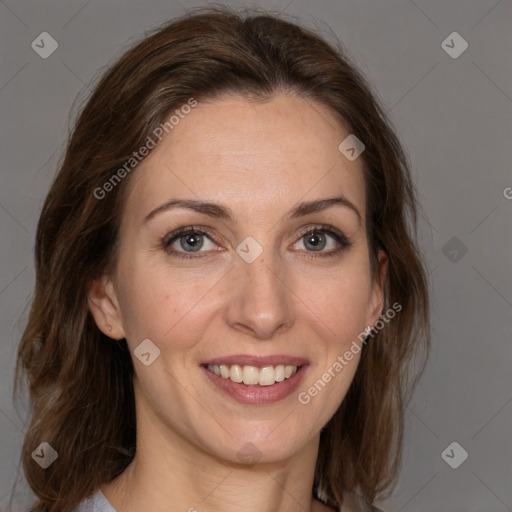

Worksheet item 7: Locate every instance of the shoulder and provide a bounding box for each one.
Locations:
[340,504,385,512]
[346,496,386,512]
[336,489,387,512]
[314,491,385,512]
[340,503,386,512]
[347,498,386,512]
[73,489,116,512]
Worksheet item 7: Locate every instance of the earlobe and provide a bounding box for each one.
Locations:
[87,275,126,340]
[368,250,389,325]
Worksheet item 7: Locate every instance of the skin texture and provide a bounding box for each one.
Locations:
[88,94,388,512]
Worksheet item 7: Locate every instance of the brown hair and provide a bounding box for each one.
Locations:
[15,6,430,511]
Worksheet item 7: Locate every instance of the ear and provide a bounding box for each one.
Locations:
[366,249,388,328]
[87,274,126,340]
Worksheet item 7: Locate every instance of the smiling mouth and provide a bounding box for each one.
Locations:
[203,364,301,386]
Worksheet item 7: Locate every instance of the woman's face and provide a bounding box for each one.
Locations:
[91,93,387,465]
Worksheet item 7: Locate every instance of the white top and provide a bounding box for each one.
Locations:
[74,489,384,511]
[74,490,115,512]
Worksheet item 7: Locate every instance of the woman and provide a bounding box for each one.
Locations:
[16,6,430,512]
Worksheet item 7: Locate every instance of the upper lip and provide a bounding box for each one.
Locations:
[201,354,309,368]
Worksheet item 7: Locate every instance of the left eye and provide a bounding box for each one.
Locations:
[292,229,341,253]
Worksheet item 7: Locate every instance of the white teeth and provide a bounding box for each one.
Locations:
[230,364,243,383]
[206,363,300,385]
[219,364,230,378]
[259,366,275,386]
[275,364,285,382]
[242,365,259,385]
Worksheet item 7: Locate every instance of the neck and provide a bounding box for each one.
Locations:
[101,384,330,512]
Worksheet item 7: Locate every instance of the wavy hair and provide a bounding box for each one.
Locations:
[15,6,430,511]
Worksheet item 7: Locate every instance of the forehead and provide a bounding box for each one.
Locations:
[124,94,366,224]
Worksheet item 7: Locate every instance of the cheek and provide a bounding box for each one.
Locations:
[116,259,221,350]
[294,258,373,342]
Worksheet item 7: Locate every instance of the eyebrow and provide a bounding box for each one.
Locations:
[143,195,362,225]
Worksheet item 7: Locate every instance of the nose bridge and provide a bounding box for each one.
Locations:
[226,246,293,339]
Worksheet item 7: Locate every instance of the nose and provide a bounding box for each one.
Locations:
[225,253,294,340]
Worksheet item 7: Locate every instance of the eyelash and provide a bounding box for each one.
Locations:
[161,224,353,260]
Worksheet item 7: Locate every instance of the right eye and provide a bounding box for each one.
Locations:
[162,226,221,259]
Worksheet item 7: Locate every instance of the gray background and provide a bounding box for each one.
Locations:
[1,0,511,511]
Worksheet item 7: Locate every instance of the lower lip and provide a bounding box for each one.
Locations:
[201,365,308,405]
